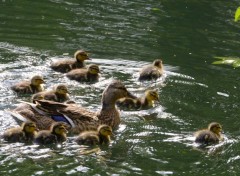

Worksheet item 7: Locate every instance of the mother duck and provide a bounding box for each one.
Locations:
[10,80,135,134]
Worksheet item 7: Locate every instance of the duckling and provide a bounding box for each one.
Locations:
[75,125,113,145]
[11,75,45,94]
[138,59,164,81]
[34,122,68,145]
[51,50,90,73]
[116,90,159,110]
[2,121,37,143]
[66,64,100,83]
[194,122,224,144]
[32,84,70,103]
[10,80,136,134]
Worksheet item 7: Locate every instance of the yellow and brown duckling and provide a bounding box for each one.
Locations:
[138,59,164,81]
[116,89,159,110]
[2,121,38,143]
[32,84,70,103]
[66,64,100,83]
[51,50,90,73]
[194,122,224,145]
[34,122,68,145]
[75,125,113,146]
[11,75,45,94]
[11,80,135,134]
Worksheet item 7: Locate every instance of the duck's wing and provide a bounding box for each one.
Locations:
[36,100,98,122]
[8,103,56,130]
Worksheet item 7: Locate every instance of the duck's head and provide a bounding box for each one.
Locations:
[31,75,45,86]
[22,121,38,134]
[153,59,163,68]
[55,84,69,95]
[98,125,113,137]
[87,64,100,74]
[208,122,222,135]
[145,90,159,102]
[74,50,90,62]
[51,122,68,135]
[102,80,135,104]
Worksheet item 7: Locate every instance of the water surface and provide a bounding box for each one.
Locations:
[0,0,240,175]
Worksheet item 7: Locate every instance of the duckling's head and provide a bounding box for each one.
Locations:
[87,64,100,74]
[98,125,113,137]
[153,59,163,68]
[145,90,159,102]
[22,121,38,134]
[31,75,45,86]
[208,122,222,135]
[55,84,69,95]
[51,122,68,135]
[74,50,90,61]
[102,80,135,104]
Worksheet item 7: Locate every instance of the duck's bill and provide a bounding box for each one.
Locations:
[126,91,138,99]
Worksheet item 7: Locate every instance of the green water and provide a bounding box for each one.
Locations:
[0,0,240,175]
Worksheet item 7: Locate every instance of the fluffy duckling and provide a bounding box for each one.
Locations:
[66,64,100,83]
[194,122,224,144]
[2,121,37,143]
[75,125,113,145]
[32,84,70,103]
[51,50,90,73]
[34,122,68,145]
[138,59,164,81]
[117,90,159,110]
[11,75,45,94]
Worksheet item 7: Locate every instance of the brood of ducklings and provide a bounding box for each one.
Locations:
[138,59,164,81]
[116,89,159,110]
[194,122,224,144]
[11,80,135,134]
[66,64,100,83]
[32,84,70,103]
[11,75,45,94]
[75,125,113,145]
[34,122,68,145]
[50,50,90,73]
[2,121,37,143]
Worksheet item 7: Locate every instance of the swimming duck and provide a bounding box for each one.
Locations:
[2,121,38,143]
[75,125,113,145]
[34,122,68,145]
[10,80,135,134]
[66,64,100,83]
[51,50,90,73]
[116,89,159,110]
[32,84,70,103]
[11,75,45,94]
[194,122,223,144]
[138,59,164,81]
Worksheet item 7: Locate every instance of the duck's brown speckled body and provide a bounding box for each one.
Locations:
[11,80,135,134]
[138,59,164,81]
[75,125,113,145]
[32,84,70,103]
[34,122,68,145]
[117,90,159,110]
[66,64,100,83]
[2,121,37,143]
[11,75,45,94]
[194,122,223,144]
[51,50,90,73]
